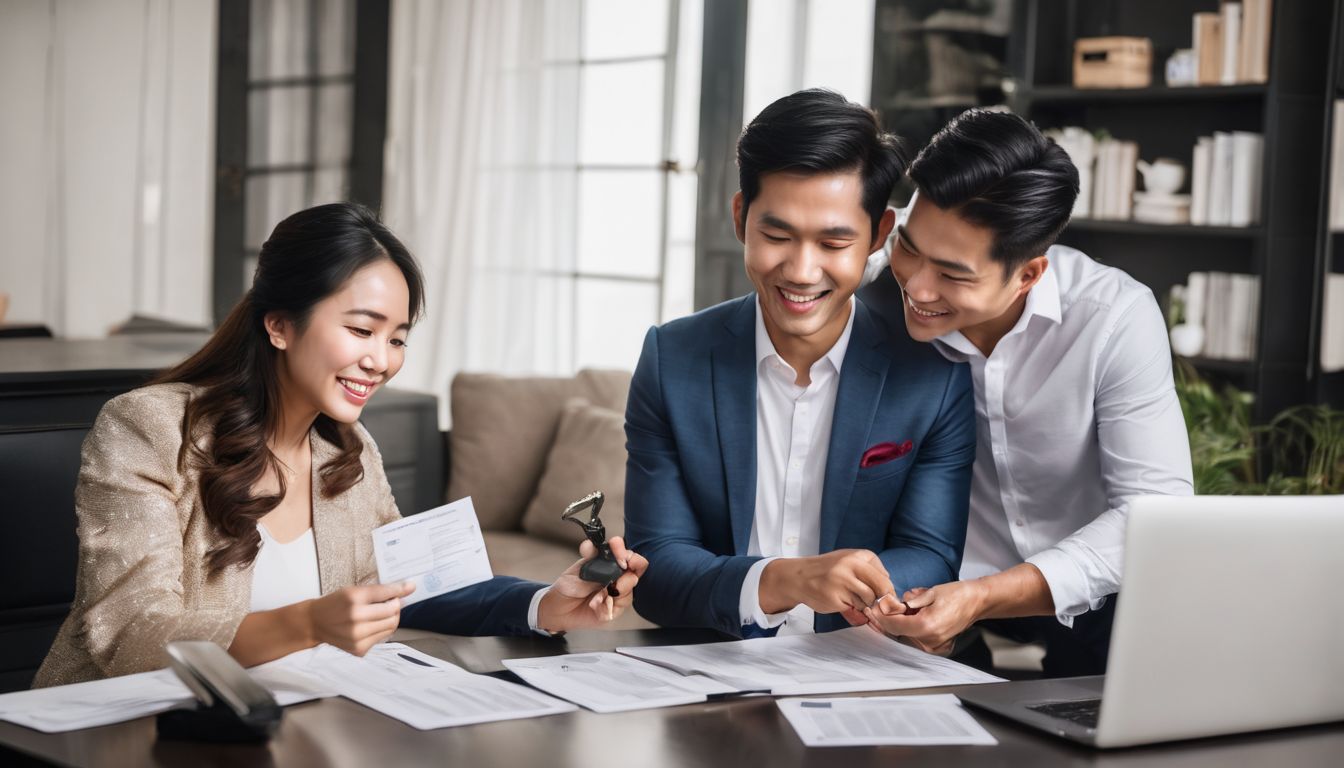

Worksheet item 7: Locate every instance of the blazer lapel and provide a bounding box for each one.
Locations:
[820,301,891,553]
[310,428,356,593]
[711,296,758,555]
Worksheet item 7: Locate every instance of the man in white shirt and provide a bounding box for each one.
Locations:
[625,89,976,638]
[860,109,1194,676]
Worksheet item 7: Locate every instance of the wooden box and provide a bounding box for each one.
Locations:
[1073,37,1153,89]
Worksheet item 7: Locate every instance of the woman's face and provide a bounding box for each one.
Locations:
[267,259,412,424]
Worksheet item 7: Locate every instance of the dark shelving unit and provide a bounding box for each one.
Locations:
[1022,83,1266,104]
[1065,219,1262,239]
[1006,0,1334,421]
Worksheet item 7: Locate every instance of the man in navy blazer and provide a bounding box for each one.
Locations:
[624,89,975,638]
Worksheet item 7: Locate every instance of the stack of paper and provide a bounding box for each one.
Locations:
[777,694,997,747]
[300,643,575,730]
[0,649,334,733]
[502,652,741,713]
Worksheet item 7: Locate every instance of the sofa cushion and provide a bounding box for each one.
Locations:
[522,399,626,547]
[482,530,653,630]
[447,369,631,531]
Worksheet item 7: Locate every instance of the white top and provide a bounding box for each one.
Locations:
[249,524,322,613]
[921,245,1194,625]
[737,297,855,635]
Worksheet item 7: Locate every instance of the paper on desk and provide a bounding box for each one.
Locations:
[502,652,740,713]
[0,647,334,733]
[618,626,1003,696]
[777,694,997,747]
[304,643,575,730]
[373,497,493,606]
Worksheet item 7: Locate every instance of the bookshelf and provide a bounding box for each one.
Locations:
[1005,0,1334,421]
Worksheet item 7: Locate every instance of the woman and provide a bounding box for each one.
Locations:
[34,202,644,687]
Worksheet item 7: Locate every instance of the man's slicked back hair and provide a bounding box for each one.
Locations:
[908,109,1079,275]
[737,88,907,241]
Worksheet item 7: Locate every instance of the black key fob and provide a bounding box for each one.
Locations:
[562,491,622,595]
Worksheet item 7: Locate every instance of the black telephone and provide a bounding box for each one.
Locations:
[156,641,282,743]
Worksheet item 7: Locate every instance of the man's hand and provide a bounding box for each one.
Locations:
[759,549,895,620]
[864,581,987,655]
[537,536,648,633]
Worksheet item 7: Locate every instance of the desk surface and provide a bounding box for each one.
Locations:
[1,629,1341,768]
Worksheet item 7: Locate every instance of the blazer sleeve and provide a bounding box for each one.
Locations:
[73,394,242,678]
[624,325,763,637]
[877,360,976,595]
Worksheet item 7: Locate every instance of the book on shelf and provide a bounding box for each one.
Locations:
[1331,101,1344,231]
[1191,136,1213,225]
[1191,1,1271,86]
[1195,131,1261,226]
[1324,274,1344,373]
[1238,0,1272,84]
[1193,12,1223,86]
[1228,132,1263,226]
[1088,138,1138,221]
[1220,3,1241,86]
[1181,270,1260,361]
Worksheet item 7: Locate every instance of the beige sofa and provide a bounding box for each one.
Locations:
[445,368,653,629]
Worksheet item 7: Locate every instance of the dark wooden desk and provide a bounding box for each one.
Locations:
[2,629,1340,767]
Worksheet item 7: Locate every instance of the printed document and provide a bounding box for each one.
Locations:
[618,626,1003,695]
[300,643,575,730]
[777,694,998,747]
[373,497,493,605]
[502,652,741,713]
[0,648,334,733]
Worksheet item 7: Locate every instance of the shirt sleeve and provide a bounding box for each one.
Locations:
[737,557,792,629]
[1026,290,1194,626]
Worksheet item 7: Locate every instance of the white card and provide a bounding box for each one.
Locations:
[373,497,493,605]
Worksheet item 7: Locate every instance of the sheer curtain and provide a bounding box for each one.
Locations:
[0,0,215,337]
[383,0,583,423]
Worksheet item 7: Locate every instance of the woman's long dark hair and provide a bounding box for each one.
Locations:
[156,202,425,576]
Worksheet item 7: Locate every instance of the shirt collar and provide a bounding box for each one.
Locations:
[754,296,855,376]
[935,258,1062,357]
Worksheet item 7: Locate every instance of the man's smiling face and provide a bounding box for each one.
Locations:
[889,194,1041,347]
[736,170,888,353]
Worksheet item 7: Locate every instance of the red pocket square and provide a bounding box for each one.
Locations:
[860,440,913,469]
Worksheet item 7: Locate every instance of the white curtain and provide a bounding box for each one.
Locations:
[383,0,584,423]
[0,0,216,337]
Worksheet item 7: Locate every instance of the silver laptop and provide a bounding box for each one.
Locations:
[958,494,1344,748]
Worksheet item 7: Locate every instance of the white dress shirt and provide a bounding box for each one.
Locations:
[912,245,1193,626]
[737,298,855,635]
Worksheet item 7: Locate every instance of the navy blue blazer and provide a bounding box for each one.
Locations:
[624,294,975,637]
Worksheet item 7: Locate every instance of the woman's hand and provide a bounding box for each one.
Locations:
[306,581,416,656]
[535,536,648,633]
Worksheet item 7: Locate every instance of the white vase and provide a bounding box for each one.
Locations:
[1170,324,1205,357]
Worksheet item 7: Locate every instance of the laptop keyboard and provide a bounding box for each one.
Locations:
[1027,698,1102,729]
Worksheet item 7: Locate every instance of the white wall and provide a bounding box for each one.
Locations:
[0,0,216,338]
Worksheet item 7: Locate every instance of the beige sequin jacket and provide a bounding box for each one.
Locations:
[33,383,401,688]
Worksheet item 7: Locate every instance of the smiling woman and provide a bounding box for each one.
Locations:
[32,203,647,689]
